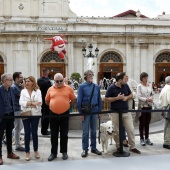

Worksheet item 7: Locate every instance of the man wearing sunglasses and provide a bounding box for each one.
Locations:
[45,73,76,161]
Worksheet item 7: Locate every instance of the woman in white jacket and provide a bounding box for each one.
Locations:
[19,76,42,161]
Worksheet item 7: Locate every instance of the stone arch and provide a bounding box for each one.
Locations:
[100,51,122,63]
[41,51,65,63]
[39,51,66,78]
[155,51,170,63]
[153,49,170,63]
[38,49,68,64]
[98,49,124,80]
[154,50,170,84]
[98,49,125,64]
[0,52,5,80]
[0,51,7,64]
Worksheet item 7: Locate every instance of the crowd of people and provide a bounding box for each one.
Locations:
[0,69,170,165]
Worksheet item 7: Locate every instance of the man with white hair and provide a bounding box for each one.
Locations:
[159,76,170,149]
[45,73,76,161]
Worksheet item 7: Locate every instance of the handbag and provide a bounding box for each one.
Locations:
[162,105,170,119]
[81,84,95,113]
[20,110,32,120]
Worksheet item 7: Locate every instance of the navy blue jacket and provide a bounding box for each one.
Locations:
[0,85,15,122]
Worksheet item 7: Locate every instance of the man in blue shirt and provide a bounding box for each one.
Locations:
[105,72,141,154]
[11,72,25,151]
[0,73,20,165]
[77,70,102,157]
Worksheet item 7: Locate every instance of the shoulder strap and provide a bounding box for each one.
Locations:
[89,84,95,103]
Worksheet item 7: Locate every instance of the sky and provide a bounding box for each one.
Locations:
[69,0,170,18]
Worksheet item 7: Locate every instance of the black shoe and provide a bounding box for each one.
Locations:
[42,131,51,135]
[62,153,68,160]
[48,154,57,161]
[91,149,102,155]
[81,150,88,157]
[15,146,25,152]
[163,144,170,149]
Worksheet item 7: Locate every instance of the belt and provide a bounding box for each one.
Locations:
[91,104,98,108]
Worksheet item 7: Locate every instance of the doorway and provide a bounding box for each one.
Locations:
[155,63,170,84]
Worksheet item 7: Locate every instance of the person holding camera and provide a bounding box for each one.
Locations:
[77,70,102,158]
[11,72,25,152]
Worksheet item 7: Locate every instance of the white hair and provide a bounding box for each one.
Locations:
[1,73,12,83]
[54,73,63,80]
[165,76,170,84]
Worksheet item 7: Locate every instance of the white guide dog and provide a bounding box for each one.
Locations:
[100,120,114,153]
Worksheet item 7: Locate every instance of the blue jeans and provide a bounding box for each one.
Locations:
[22,117,40,153]
[82,114,98,151]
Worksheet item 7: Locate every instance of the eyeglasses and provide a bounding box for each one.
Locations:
[87,74,94,76]
[6,79,13,81]
[55,79,63,83]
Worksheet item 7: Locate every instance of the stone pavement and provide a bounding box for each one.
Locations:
[2,93,169,169]
[1,119,170,170]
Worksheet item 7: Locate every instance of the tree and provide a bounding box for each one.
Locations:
[70,72,81,83]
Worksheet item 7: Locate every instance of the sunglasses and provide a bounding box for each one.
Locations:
[55,79,63,83]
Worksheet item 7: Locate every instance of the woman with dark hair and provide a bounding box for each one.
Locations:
[19,76,42,161]
[136,72,153,146]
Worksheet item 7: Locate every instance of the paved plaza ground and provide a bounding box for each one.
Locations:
[2,93,170,170]
[1,121,170,170]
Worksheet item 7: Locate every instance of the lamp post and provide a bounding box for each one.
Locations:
[82,44,99,58]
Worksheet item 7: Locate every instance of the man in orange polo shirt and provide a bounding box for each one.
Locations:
[45,73,76,161]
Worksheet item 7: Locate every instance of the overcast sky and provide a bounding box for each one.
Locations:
[69,0,170,18]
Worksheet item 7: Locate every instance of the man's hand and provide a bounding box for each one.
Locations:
[122,96,128,101]
[117,93,125,100]
[80,116,84,121]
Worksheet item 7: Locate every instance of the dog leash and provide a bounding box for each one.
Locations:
[98,118,101,144]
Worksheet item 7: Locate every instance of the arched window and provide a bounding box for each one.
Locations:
[155,52,170,63]
[0,55,4,63]
[100,52,122,62]
[41,52,64,63]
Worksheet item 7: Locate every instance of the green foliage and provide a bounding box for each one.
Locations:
[70,72,81,82]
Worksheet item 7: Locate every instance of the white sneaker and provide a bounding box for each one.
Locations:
[145,138,153,145]
[140,139,145,146]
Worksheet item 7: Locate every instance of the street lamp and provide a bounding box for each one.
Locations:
[82,44,99,57]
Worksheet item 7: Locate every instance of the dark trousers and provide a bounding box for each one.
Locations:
[139,107,151,139]
[22,117,40,153]
[122,126,126,140]
[0,114,14,156]
[50,110,69,155]
[41,104,50,133]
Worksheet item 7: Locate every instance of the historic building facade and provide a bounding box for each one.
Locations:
[0,0,170,84]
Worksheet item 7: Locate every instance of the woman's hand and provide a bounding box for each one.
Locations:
[146,97,153,103]
[31,102,41,107]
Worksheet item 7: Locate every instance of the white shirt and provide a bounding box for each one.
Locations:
[137,83,153,107]
[19,89,42,116]
[159,84,170,107]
